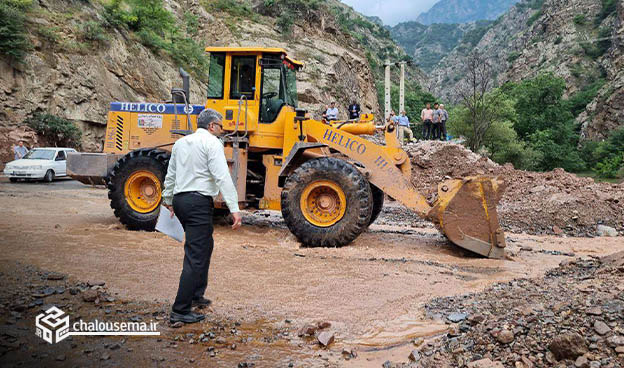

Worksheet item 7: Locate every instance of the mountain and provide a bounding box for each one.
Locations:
[426,0,622,140]
[416,0,521,25]
[0,0,421,157]
[390,20,492,72]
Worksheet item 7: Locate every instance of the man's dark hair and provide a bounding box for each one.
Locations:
[197,108,223,130]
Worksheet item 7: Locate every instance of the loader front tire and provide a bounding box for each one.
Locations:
[107,149,169,231]
[281,157,372,247]
[369,184,385,226]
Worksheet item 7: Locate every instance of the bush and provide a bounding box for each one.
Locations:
[276,14,294,34]
[565,78,605,117]
[596,0,617,24]
[0,1,32,62]
[573,14,586,25]
[527,10,542,26]
[25,113,82,148]
[595,155,623,179]
[80,20,109,45]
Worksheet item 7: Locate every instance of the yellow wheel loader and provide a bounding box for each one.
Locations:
[68,47,506,258]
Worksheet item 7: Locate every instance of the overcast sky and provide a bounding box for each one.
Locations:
[341,0,439,26]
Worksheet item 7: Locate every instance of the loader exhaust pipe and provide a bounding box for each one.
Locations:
[179,68,190,102]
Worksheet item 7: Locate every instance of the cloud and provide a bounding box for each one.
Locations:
[341,0,439,25]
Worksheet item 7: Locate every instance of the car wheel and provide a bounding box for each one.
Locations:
[43,170,55,183]
[9,178,18,183]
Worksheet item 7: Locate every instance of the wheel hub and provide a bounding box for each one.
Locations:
[124,170,161,213]
[300,180,346,227]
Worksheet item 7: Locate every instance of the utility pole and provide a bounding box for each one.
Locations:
[384,60,411,120]
[384,62,391,120]
[399,62,405,113]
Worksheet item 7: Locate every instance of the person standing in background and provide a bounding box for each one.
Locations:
[438,104,449,141]
[432,103,440,140]
[13,141,28,160]
[348,99,361,120]
[420,103,434,140]
[397,110,415,144]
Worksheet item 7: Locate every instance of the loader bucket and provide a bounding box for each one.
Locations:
[427,176,507,259]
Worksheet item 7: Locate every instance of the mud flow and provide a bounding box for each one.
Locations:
[1,180,623,367]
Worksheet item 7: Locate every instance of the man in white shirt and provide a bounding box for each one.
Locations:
[162,108,243,324]
[324,101,339,121]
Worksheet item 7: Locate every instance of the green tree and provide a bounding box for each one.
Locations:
[0,0,32,63]
[25,113,82,148]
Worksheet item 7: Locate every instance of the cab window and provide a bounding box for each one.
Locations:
[55,151,66,161]
[230,56,256,100]
[207,53,225,99]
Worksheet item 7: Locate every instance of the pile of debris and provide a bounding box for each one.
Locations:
[403,141,624,236]
[397,251,624,368]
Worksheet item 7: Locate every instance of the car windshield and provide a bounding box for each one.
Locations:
[23,149,55,160]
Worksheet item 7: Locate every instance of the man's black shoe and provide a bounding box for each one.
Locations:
[169,311,205,324]
[192,297,212,307]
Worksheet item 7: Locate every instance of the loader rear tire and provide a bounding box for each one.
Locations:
[281,157,372,247]
[107,149,169,231]
[369,184,385,226]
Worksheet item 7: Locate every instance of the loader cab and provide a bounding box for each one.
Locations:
[204,47,302,137]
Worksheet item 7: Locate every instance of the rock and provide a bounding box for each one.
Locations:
[615,346,624,353]
[552,225,563,235]
[596,225,617,237]
[171,322,184,328]
[82,289,98,302]
[496,329,514,344]
[216,337,226,344]
[100,353,111,360]
[467,358,504,368]
[586,307,602,315]
[317,321,331,329]
[55,354,66,361]
[297,324,317,337]
[317,331,334,347]
[575,356,589,368]
[382,361,392,368]
[88,280,106,287]
[47,273,65,280]
[408,350,421,362]
[548,333,588,360]
[109,343,121,350]
[593,321,611,336]
[69,287,80,295]
[448,312,468,323]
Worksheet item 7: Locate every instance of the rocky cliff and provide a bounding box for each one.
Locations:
[0,0,418,161]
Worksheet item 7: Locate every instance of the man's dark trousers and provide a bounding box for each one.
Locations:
[422,120,432,140]
[439,120,447,141]
[171,192,214,314]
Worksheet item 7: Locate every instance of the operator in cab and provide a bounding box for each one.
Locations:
[162,108,243,324]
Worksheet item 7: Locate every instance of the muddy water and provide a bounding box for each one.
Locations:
[2,181,624,366]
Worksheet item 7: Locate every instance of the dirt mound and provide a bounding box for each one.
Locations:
[404,141,624,236]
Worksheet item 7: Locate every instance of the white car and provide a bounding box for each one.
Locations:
[4,147,77,182]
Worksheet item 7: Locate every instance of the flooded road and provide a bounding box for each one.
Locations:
[1,180,623,366]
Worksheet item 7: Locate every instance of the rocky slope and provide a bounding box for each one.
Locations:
[0,0,420,158]
[416,0,520,25]
[390,20,492,72]
[425,0,623,140]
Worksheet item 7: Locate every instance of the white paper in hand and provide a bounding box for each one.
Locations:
[155,205,185,242]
